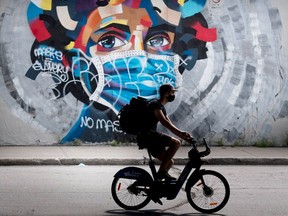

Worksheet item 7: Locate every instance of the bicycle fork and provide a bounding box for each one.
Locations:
[186,168,212,196]
[199,173,214,196]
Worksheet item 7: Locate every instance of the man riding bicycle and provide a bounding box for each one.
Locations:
[137,84,193,181]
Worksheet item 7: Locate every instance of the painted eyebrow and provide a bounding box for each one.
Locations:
[144,24,176,41]
[146,24,176,36]
[94,23,131,36]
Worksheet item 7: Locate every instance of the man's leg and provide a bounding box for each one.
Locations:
[155,137,180,174]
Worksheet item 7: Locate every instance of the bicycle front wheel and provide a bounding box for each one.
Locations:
[111,177,151,210]
[186,170,230,214]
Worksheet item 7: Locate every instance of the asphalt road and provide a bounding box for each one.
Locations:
[0,165,287,216]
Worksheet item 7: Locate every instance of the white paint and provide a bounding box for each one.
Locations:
[56,6,78,31]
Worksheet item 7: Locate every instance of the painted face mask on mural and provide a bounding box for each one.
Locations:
[83,50,182,112]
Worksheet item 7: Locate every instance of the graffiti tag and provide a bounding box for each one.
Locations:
[80,116,121,133]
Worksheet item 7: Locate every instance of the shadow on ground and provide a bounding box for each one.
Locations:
[106,209,226,216]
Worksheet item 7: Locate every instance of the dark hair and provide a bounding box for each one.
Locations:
[159,84,174,97]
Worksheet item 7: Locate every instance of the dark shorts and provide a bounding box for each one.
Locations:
[136,130,172,155]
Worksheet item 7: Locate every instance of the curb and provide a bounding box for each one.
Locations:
[0,158,288,166]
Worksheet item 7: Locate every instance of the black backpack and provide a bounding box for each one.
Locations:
[118,97,150,135]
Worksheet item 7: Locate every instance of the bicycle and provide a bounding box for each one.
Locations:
[111,138,230,214]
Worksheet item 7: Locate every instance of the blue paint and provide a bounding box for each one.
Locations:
[27,2,42,22]
[98,52,179,111]
[181,0,207,18]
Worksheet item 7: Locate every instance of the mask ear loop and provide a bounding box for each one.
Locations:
[70,49,105,103]
[173,54,183,88]
[89,56,105,102]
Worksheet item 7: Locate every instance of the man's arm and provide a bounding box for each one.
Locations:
[154,109,191,141]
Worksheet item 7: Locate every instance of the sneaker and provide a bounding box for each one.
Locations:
[158,171,177,181]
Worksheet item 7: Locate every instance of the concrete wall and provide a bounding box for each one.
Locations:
[0,0,287,146]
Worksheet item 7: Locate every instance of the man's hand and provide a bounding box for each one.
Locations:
[180,131,194,141]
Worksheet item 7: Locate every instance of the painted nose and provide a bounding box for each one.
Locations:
[130,26,145,50]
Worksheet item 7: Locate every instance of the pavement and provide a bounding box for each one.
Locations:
[0,144,288,166]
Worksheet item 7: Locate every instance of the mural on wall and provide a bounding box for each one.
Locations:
[25,0,216,143]
[0,0,287,145]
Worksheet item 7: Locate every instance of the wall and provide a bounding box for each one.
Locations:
[0,0,287,146]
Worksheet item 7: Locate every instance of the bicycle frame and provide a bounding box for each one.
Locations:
[147,144,208,200]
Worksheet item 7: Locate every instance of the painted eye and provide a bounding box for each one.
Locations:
[97,34,126,50]
[146,34,170,48]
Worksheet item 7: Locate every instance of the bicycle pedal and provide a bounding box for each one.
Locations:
[151,197,163,205]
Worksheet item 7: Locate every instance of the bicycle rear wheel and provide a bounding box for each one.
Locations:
[186,170,230,214]
[111,177,151,210]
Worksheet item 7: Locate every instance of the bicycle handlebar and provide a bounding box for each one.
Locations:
[188,137,211,158]
[199,138,211,157]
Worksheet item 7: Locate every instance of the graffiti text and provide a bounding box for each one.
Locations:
[80,116,120,133]
[34,47,63,61]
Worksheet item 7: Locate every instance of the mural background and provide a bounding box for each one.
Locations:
[0,0,287,146]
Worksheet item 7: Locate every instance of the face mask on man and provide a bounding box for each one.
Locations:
[167,94,175,102]
[79,50,182,112]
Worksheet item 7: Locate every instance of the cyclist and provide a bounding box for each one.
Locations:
[137,84,193,181]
